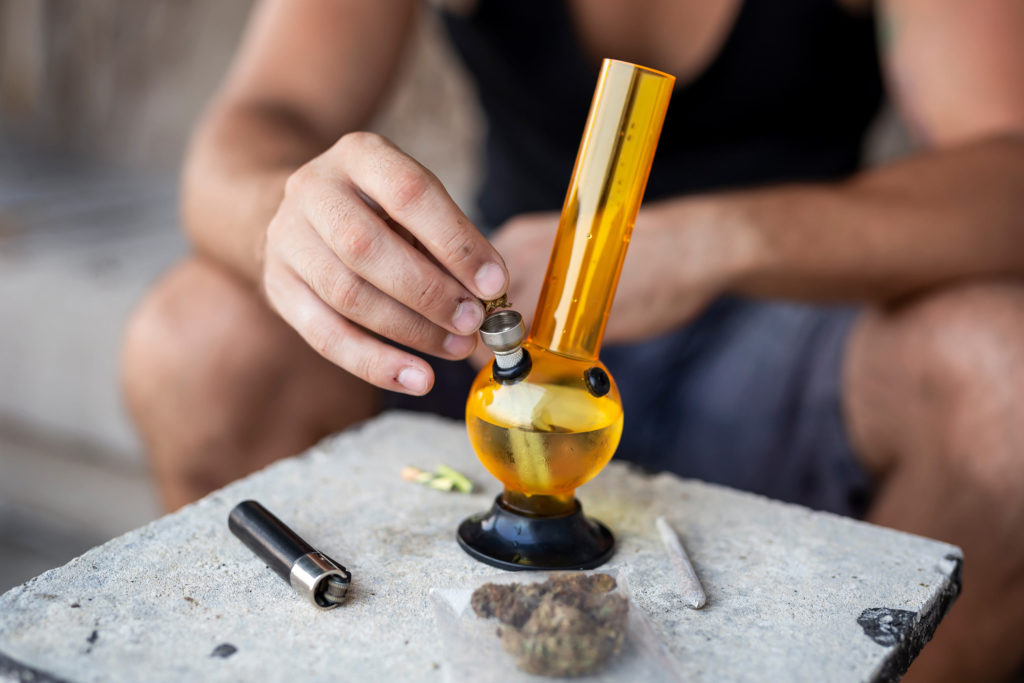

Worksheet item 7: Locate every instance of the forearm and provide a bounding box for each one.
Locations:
[650,134,1024,305]
[181,103,326,285]
[180,0,416,286]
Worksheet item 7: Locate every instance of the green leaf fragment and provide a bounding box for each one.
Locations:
[428,477,455,491]
[403,464,474,493]
[436,464,474,493]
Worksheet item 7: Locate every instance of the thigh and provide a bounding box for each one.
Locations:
[125,255,382,464]
[603,297,872,517]
[844,279,1024,486]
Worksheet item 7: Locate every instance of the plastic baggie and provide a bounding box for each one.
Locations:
[430,569,684,682]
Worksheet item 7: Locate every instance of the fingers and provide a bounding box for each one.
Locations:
[277,216,478,361]
[297,180,488,338]
[265,132,509,393]
[263,255,437,396]
[333,132,509,300]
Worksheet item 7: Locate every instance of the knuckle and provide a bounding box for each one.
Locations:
[438,226,477,268]
[324,270,365,314]
[345,349,371,383]
[388,169,434,213]
[410,275,449,316]
[311,190,356,235]
[284,164,314,197]
[337,130,380,155]
[335,222,381,265]
[403,314,436,345]
[350,347,388,387]
[307,319,344,360]
[390,316,436,351]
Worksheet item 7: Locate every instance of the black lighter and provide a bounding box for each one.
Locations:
[228,500,351,610]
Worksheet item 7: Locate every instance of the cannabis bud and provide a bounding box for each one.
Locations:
[471,573,628,677]
[481,293,510,315]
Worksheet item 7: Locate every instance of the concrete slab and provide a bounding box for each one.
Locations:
[0,421,161,594]
[0,412,962,682]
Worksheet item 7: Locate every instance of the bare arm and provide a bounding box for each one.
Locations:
[602,0,1024,341]
[182,0,416,283]
[660,134,1024,303]
[181,0,509,394]
[706,0,1024,303]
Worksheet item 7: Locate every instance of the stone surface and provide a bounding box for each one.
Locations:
[0,412,962,682]
[0,422,160,593]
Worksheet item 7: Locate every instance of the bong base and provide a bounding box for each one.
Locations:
[457,495,614,571]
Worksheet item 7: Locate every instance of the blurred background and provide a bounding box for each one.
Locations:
[0,0,484,592]
[0,0,906,593]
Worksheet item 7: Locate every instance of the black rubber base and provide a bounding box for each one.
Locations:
[457,495,615,571]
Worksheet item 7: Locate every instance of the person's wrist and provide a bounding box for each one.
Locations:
[700,192,769,295]
[639,193,766,295]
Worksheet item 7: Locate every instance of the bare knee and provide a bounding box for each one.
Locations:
[123,256,380,507]
[898,280,1024,374]
[852,280,1024,490]
[122,257,273,426]
[122,259,196,418]
[125,257,283,506]
[121,256,312,486]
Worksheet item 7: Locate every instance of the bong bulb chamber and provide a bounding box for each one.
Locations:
[466,343,623,511]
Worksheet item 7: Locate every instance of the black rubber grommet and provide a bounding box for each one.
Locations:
[584,367,610,397]
[492,349,532,384]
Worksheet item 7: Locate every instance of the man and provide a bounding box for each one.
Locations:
[122,0,1024,679]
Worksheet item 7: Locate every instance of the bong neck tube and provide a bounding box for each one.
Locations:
[529,59,674,361]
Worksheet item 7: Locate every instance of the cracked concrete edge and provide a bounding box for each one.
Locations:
[869,552,964,682]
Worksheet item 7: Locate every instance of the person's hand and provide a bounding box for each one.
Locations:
[476,200,739,367]
[465,212,555,369]
[605,202,731,343]
[261,132,508,394]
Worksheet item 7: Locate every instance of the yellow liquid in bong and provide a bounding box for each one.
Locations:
[465,347,623,498]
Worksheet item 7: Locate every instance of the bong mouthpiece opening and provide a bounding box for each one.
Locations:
[480,310,525,369]
[480,309,532,383]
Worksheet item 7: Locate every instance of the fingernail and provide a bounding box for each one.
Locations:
[452,300,484,334]
[474,262,506,299]
[397,367,429,394]
[444,333,476,357]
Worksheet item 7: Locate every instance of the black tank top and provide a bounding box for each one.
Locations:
[441,0,884,229]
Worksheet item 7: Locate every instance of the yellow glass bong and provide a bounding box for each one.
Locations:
[458,60,674,570]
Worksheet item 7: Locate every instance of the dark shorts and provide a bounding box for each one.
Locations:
[387,297,873,518]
